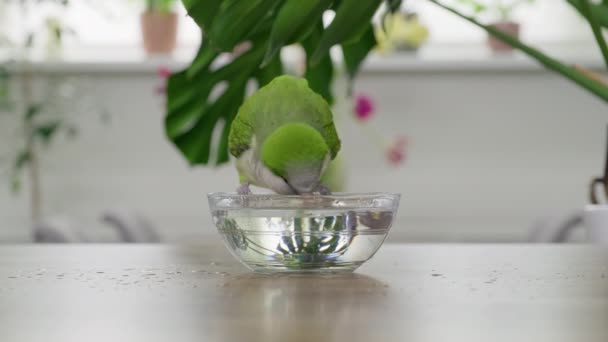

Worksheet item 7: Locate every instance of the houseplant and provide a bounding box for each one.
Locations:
[141,0,179,54]
[161,0,608,254]
[456,0,536,52]
[428,0,608,102]
[375,9,430,53]
[165,0,401,167]
[1,0,108,228]
[165,0,606,191]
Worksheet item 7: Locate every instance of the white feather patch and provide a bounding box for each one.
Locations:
[284,153,331,194]
[235,137,295,195]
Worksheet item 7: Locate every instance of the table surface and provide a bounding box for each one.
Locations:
[0,243,607,342]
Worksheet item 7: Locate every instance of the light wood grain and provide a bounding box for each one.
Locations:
[0,244,607,342]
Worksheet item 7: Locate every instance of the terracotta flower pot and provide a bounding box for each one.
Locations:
[487,21,520,53]
[141,11,178,55]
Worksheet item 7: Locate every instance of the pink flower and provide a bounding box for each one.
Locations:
[157,66,171,79]
[386,135,408,166]
[354,94,374,121]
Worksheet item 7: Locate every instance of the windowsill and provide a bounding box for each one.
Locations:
[2,42,605,74]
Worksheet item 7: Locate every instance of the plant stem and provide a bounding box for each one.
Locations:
[22,70,41,224]
[427,0,608,103]
[579,0,608,70]
[19,3,42,226]
[20,70,42,224]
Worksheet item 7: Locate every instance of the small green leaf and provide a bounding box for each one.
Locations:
[24,104,41,121]
[53,27,62,42]
[11,150,29,193]
[473,4,487,13]
[14,150,30,170]
[35,121,62,144]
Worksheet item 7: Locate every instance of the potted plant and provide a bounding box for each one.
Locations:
[457,0,535,52]
[1,0,108,232]
[141,0,178,55]
[375,10,430,54]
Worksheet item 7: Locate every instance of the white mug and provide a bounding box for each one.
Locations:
[583,205,608,244]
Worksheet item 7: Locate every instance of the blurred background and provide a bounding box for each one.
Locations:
[0,0,606,243]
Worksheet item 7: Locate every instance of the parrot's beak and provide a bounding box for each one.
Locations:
[285,156,331,195]
[285,171,320,195]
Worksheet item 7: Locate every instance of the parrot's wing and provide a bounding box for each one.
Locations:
[321,118,340,159]
[228,114,253,158]
[291,77,341,159]
[229,75,340,159]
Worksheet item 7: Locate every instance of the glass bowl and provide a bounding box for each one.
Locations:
[208,192,401,274]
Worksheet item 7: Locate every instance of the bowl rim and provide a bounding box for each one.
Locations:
[207,192,401,210]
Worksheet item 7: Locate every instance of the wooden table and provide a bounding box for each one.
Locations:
[0,244,607,342]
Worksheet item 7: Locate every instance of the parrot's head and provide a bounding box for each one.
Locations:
[261,122,331,194]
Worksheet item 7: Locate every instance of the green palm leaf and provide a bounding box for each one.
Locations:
[165,0,390,166]
[428,0,608,103]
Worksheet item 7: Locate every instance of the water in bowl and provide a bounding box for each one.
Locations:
[212,208,393,273]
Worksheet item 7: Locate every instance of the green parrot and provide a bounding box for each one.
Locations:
[228,75,341,195]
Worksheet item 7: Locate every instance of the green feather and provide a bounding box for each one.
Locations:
[261,123,329,177]
[228,75,341,159]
